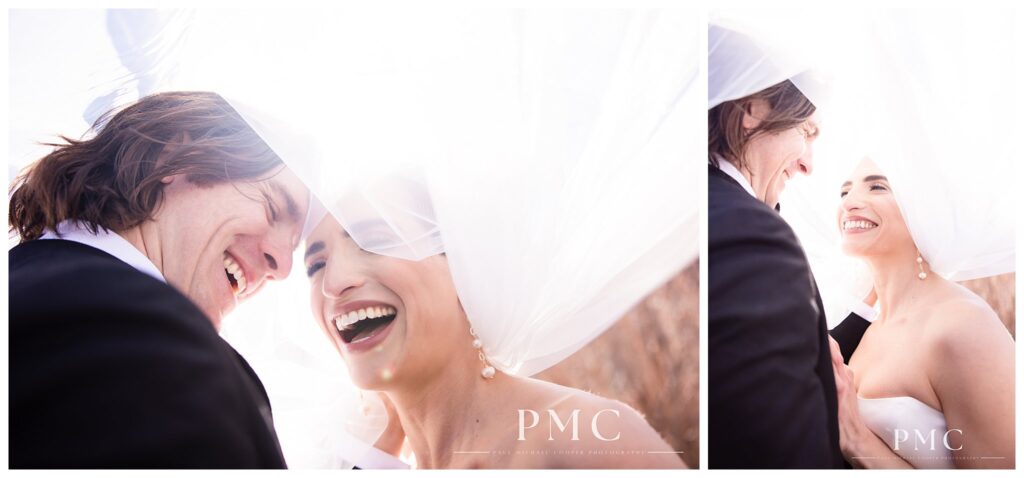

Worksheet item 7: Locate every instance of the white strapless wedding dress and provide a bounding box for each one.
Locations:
[857,396,954,469]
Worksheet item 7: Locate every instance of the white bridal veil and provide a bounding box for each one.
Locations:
[710,9,1017,326]
[10,9,700,467]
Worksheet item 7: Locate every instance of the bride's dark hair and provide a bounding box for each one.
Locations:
[708,79,816,170]
[9,91,283,242]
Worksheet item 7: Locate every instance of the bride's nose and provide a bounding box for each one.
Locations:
[841,190,865,211]
[320,261,367,299]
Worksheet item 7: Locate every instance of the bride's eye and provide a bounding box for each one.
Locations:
[306,261,325,278]
[840,190,849,198]
[870,183,889,192]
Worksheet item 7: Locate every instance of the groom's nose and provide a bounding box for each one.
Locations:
[259,230,294,282]
[797,144,815,176]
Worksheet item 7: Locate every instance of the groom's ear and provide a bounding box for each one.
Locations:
[741,98,771,130]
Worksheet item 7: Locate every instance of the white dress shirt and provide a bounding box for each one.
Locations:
[715,155,757,199]
[40,221,166,283]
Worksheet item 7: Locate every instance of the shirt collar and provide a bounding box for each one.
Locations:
[40,221,166,283]
[715,155,758,199]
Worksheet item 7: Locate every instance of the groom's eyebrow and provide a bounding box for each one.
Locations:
[304,241,324,259]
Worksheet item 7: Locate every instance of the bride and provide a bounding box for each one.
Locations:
[827,158,1014,469]
[301,213,685,469]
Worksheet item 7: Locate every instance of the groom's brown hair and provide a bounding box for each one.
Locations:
[708,79,816,170]
[9,91,284,242]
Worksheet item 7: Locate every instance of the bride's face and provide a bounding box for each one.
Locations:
[836,159,916,257]
[303,214,469,390]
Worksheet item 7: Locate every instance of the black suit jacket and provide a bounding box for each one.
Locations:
[708,165,852,469]
[9,239,287,468]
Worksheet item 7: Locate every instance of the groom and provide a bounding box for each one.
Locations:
[9,92,310,468]
[707,75,871,467]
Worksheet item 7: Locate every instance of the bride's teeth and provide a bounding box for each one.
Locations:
[844,220,877,230]
[336,306,397,329]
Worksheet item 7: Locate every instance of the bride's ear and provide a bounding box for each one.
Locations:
[741,98,770,130]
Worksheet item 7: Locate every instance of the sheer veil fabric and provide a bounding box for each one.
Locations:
[711,9,1016,326]
[10,9,701,467]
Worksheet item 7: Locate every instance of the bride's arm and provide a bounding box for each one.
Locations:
[927,301,1015,469]
[827,338,914,469]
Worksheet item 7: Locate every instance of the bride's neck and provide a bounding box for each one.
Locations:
[865,247,933,320]
[386,353,511,468]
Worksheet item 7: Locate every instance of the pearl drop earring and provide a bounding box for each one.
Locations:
[916,254,927,280]
[469,326,496,379]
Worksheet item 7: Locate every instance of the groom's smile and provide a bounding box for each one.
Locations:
[222,251,251,297]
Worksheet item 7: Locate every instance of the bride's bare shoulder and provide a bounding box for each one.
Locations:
[920,282,1011,357]
[513,378,685,468]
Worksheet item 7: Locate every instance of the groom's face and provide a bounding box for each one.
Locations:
[743,101,820,207]
[151,166,310,328]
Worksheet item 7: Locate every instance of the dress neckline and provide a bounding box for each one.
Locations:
[856,394,942,415]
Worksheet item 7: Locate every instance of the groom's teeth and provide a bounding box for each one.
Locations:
[223,255,247,296]
[336,306,397,328]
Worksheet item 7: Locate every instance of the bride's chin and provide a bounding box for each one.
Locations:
[347,368,391,391]
[342,354,405,390]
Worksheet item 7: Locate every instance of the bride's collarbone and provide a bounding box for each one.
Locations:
[851,287,1000,413]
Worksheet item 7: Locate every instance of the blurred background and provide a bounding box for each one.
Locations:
[537,261,700,468]
[963,273,1016,338]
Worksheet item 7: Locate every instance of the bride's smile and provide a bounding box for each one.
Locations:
[837,159,910,257]
[304,213,469,390]
[329,301,399,352]
[840,216,878,234]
